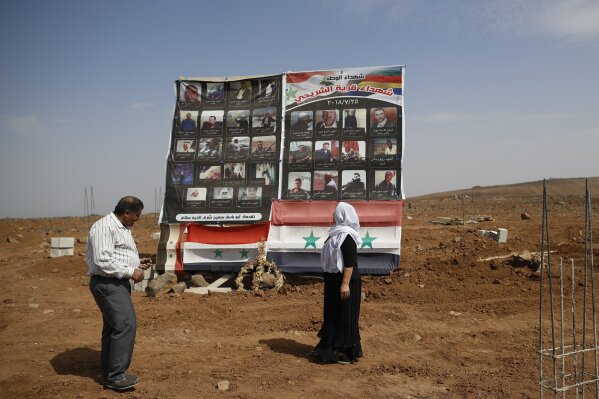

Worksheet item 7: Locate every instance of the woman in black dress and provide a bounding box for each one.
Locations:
[313,202,363,364]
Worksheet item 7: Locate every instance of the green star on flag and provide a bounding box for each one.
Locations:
[286,87,298,102]
[303,231,320,249]
[361,231,377,249]
[239,249,249,258]
[213,249,224,259]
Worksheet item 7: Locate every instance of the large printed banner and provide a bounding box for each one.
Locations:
[162,76,282,224]
[283,66,404,201]
[158,66,404,274]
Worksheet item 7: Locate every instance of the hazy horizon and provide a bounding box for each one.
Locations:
[1,0,598,218]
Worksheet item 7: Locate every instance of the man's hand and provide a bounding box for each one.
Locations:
[340,283,350,301]
[131,268,145,283]
[139,258,153,270]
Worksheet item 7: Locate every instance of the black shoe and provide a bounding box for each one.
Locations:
[337,353,351,365]
[104,373,138,391]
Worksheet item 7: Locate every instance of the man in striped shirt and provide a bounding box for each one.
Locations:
[87,196,151,391]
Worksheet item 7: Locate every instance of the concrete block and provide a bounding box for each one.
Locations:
[50,248,74,257]
[51,237,75,248]
[131,279,148,292]
[497,228,508,243]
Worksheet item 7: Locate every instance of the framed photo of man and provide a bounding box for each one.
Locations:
[255,79,278,105]
[341,170,367,200]
[289,110,314,139]
[174,139,196,162]
[340,140,366,167]
[228,80,252,107]
[252,107,277,134]
[196,137,222,161]
[315,109,339,139]
[224,136,250,161]
[312,170,339,200]
[200,111,224,135]
[178,110,199,135]
[369,107,397,136]
[210,186,234,208]
[226,110,250,135]
[288,141,313,170]
[237,186,262,208]
[179,82,201,108]
[342,108,366,138]
[171,163,194,186]
[284,172,311,200]
[370,170,399,199]
[204,82,225,106]
[250,136,276,160]
[313,140,339,168]
[370,137,398,168]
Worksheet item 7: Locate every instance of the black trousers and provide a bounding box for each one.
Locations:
[89,276,137,382]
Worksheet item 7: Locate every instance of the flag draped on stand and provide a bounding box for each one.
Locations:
[268,200,403,274]
[181,222,270,272]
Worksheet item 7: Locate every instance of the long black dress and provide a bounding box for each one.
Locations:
[314,235,363,363]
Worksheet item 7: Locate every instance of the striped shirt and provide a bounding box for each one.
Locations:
[86,212,139,279]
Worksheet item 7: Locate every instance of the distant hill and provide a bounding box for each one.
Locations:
[409,177,599,200]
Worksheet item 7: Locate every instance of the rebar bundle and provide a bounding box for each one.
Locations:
[539,179,597,397]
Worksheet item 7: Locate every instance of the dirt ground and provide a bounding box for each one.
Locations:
[1,187,598,398]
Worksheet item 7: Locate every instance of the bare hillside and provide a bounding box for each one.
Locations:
[409,177,599,201]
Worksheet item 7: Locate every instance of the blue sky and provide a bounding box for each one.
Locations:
[1,0,598,217]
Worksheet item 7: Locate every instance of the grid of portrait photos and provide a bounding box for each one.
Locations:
[283,105,402,201]
[166,77,281,220]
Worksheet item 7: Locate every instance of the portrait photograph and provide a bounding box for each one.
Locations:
[200,110,224,133]
[284,172,311,200]
[237,186,262,208]
[313,139,339,168]
[226,110,250,135]
[171,163,194,186]
[211,186,234,200]
[341,169,367,199]
[255,79,278,104]
[370,170,398,199]
[370,107,397,131]
[372,138,397,156]
[224,136,250,161]
[175,139,196,153]
[228,80,252,107]
[196,137,222,160]
[289,110,314,139]
[178,110,199,133]
[179,82,201,106]
[315,110,339,137]
[288,141,313,168]
[204,82,225,105]
[252,107,277,134]
[342,108,367,138]
[312,170,339,200]
[250,135,276,160]
[340,140,366,165]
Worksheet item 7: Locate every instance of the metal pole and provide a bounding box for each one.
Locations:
[560,258,566,397]
[573,259,580,398]
[540,180,547,398]
[545,181,558,397]
[585,179,598,397]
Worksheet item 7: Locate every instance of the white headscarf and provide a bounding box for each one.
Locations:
[320,202,362,273]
